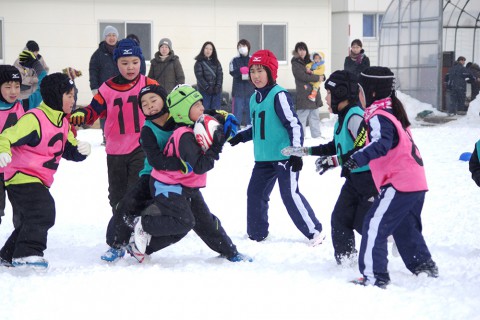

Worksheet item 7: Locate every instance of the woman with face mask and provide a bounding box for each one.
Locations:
[228,39,255,126]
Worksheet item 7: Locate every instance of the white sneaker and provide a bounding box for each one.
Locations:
[12,256,49,271]
[126,242,150,263]
[134,217,151,254]
[309,230,326,247]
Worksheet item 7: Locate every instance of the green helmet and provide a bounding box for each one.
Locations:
[166,84,203,125]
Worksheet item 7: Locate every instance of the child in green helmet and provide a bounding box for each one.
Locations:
[118,84,251,263]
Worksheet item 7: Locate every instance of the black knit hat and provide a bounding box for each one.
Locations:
[26,40,40,52]
[40,73,75,112]
[324,70,358,113]
[0,65,22,103]
[358,67,395,107]
[138,84,169,120]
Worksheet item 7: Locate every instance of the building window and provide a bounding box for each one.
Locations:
[363,14,384,38]
[0,18,3,62]
[239,23,287,62]
[99,22,152,60]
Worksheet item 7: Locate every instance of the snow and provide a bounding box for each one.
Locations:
[1,93,480,320]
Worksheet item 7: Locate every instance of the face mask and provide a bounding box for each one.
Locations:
[238,46,248,56]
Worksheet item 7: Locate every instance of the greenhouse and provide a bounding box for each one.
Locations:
[379,0,480,111]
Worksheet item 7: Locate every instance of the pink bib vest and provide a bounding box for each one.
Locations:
[365,108,428,192]
[99,75,147,155]
[0,101,25,174]
[5,108,69,187]
[151,127,207,188]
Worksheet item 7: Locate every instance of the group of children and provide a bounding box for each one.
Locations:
[0,37,439,289]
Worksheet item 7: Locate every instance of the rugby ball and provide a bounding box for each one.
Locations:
[194,114,220,152]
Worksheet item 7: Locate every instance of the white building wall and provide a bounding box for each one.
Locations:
[331,0,391,72]
[0,0,331,106]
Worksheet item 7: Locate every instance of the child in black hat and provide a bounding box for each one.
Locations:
[0,72,91,270]
[0,62,47,227]
[282,70,378,265]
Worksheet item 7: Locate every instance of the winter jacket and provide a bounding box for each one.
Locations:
[13,56,49,100]
[89,41,119,91]
[194,58,223,93]
[469,141,480,187]
[291,57,322,110]
[148,50,185,94]
[229,54,255,98]
[446,62,473,93]
[344,50,370,77]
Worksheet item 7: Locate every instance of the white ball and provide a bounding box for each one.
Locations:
[193,114,220,151]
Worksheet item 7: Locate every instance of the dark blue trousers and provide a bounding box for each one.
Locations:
[359,186,433,282]
[246,161,322,241]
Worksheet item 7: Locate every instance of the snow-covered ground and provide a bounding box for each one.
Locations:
[1,93,479,320]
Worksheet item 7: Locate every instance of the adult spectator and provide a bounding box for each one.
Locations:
[446,56,474,116]
[194,41,223,110]
[126,34,147,75]
[13,40,49,100]
[229,39,255,126]
[466,61,480,101]
[344,39,370,77]
[89,25,120,145]
[291,42,323,138]
[147,38,185,94]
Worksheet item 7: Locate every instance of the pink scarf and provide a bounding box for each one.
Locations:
[364,97,392,122]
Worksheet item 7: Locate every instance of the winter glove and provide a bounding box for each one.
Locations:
[224,114,239,141]
[343,157,359,172]
[228,133,243,147]
[19,50,38,68]
[206,86,215,95]
[240,66,249,75]
[209,126,226,155]
[70,108,88,126]
[77,141,91,156]
[0,153,12,168]
[289,156,303,172]
[315,155,339,175]
[281,146,310,157]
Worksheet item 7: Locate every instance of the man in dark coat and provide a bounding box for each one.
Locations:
[446,56,474,116]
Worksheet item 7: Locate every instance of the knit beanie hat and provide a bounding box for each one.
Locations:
[158,38,172,50]
[0,65,22,103]
[113,38,144,62]
[26,40,40,52]
[358,67,395,107]
[138,84,169,120]
[40,73,75,112]
[248,50,278,81]
[103,25,119,39]
[324,70,358,112]
[166,84,203,125]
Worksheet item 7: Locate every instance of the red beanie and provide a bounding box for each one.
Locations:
[248,50,278,80]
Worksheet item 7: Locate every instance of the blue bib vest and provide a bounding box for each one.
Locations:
[334,106,369,173]
[138,120,174,176]
[249,85,290,161]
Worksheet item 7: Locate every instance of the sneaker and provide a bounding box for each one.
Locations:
[100,247,126,262]
[225,252,253,262]
[126,242,148,263]
[12,256,49,271]
[309,230,326,247]
[308,90,318,102]
[413,259,439,278]
[0,257,13,267]
[134,217,151,254]
[351,276,390,289]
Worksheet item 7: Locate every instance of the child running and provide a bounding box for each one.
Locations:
[0,73,91,270]
[0,59,46,226]
[282,70,378,264]
[228,50,325,245]
[69,39,158,256]
[344,66,438,288]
